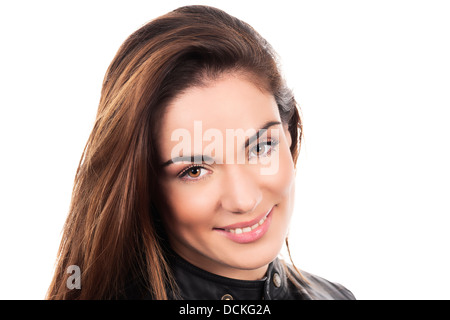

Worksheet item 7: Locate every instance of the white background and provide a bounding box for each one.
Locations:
[1,0,449,300]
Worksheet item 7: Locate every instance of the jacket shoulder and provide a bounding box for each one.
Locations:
[284,263,356,300]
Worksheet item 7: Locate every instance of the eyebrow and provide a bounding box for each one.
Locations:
[161,120,282,167]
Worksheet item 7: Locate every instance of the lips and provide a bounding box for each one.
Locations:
[226,213,269,234]
[213,207,274,244]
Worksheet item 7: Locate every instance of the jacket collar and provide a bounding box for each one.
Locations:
[168,252,289,300]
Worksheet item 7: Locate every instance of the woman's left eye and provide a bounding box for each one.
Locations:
[249,140,278,158]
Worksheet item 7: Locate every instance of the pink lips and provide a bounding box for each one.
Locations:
[213,207,274,244]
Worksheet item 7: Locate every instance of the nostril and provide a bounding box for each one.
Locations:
[219,168,262,214]
[222,200,260,216]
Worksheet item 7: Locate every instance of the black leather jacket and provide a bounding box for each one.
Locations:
[168,253,355,300]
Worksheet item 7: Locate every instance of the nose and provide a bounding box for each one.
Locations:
[219,165,262,214]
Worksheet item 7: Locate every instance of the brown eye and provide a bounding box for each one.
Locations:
[187,167,201,178]
[179,166,210,181]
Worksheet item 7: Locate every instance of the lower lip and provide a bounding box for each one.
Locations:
[214,208,273,244]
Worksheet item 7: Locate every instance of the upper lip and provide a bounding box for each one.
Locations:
[214,207,273,230]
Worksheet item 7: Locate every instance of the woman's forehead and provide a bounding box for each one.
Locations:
[160,75,280,137]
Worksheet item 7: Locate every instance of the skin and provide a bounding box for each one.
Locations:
[157,73,296,281]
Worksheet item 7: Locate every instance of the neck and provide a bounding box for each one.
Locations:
[172,247,269,281]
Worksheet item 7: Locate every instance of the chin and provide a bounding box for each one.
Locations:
[218,228,286,272]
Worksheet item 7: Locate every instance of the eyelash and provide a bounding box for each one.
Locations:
[177,138,280,182]
[178,164,209,180]
[249,138,279,159]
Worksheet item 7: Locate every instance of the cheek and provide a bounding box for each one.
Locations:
[265,143,296,200]
[163,184,217,231]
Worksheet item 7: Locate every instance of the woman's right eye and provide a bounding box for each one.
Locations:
[178,166,210,181]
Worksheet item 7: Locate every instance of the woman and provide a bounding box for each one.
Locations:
[47,5,355,300]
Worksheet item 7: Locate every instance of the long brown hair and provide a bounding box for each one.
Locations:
[47,5,302,300]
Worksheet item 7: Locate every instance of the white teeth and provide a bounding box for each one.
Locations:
[226,214,268,234]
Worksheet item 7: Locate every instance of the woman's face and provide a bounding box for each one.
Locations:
[157,73,296,280]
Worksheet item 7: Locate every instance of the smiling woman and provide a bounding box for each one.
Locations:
[46,5,355,300]
[157,75,295,281]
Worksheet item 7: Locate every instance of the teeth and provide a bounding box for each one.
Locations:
[226,214,268,234]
